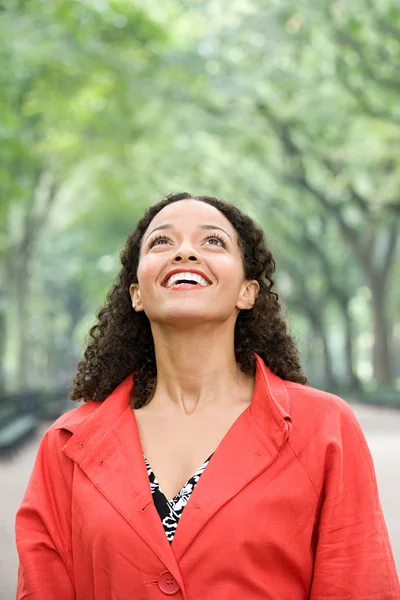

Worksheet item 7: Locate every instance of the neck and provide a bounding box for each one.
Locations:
[148,322,253,415]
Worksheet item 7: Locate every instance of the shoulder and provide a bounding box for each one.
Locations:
[31,401,101,468]
[47,400,101,435]
[285,381,355,421]
[284,380,363,445]
[283,381,373,494]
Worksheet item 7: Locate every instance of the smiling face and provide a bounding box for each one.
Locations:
[129,199,259,326]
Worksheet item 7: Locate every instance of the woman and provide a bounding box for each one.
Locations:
[15,192,399,599]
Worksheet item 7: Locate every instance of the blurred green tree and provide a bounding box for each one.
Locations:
[0,0,166,390]
[1,0,398,398]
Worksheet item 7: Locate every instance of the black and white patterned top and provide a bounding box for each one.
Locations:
[144,453,213,543]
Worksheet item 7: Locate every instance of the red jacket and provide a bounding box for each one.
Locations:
[15,355,399,599]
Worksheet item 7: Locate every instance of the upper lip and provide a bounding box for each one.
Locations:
[161,268,212,287]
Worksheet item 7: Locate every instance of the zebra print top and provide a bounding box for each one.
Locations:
[144,453,213,543]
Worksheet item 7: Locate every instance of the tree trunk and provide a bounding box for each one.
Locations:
[317,315,337,390]
[0,304,6,394]
[370,275,392,386]
[15,259,30,391]
[340,300,362,391]
[301,306,338,389]
[4,172,58,392]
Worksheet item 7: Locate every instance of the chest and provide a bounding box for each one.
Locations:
[133,403,249,502]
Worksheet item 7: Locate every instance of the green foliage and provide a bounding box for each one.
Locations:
[0,0,399,399]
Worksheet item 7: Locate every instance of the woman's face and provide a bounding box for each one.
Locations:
[129,199,259,326]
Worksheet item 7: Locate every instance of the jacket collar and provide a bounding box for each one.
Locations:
[58,354,291,440]
[59,354,292,594]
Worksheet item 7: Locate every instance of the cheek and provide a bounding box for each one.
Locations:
[137,256,161,289]
[215,256,244,288]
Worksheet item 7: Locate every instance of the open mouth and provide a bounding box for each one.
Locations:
[163,272,211,289]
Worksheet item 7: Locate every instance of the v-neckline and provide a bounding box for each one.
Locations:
[143,453,213,504]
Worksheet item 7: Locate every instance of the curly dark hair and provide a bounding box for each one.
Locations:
[70,192,308,408]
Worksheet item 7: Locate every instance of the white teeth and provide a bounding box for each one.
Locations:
[165,272,210,287]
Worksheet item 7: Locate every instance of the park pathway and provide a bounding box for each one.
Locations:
[1,403,399,599]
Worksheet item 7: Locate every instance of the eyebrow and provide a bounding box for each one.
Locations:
[144,223,232,242]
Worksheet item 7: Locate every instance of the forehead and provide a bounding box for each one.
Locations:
[144,199,236,237]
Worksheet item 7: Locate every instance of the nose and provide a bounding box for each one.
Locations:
[172,241,199,263]
[172,252,198,263]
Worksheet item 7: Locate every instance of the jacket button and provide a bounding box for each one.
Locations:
[157,570,180,595]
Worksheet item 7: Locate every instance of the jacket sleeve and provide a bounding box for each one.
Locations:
[310,401,400,599]
[15,427,75,599]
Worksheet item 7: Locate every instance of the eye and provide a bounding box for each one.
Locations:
[149,235,170,248]
[204,234,227,247]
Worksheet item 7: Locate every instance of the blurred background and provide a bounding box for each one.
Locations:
[0,0,399,596]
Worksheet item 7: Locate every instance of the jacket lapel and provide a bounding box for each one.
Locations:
[60,377,182,588]
[59,354,291,575]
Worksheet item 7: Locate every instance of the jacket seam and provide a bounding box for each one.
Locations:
[287,440,319,498]
[63,549,76,590]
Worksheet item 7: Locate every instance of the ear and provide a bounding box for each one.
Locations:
[236,280,260,311]
[129,283,144,312]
